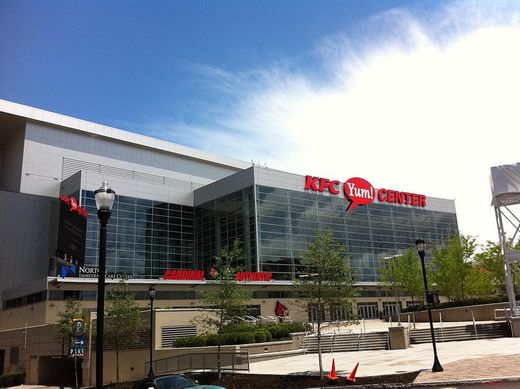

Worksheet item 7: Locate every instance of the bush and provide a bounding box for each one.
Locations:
[205,333,223,346]
[222,323,256,333]
[174,322,310,347]
[254,331,267,343]
[263,329,273,342]
[175,335,207,347]
[0,372,25,387]
[236,332,255,344]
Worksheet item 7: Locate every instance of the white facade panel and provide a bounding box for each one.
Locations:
[0,99,250,171]
[20,122,224,199]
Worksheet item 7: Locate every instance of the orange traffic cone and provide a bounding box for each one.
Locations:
[327,358,339,381]
[346,362,359,382]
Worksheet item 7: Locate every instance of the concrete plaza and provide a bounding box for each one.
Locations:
[250,320,520,385]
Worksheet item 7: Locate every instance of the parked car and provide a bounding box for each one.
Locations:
[133,374,225,389]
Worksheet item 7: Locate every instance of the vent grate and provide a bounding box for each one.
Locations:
[161,325,197,348]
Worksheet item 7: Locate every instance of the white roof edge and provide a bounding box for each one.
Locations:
[0,99,251,170]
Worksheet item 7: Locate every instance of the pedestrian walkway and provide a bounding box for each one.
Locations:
[249,336,520,385]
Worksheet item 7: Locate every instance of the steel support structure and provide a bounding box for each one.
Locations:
[493,204,520,317]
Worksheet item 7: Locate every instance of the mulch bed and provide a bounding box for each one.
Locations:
[188,371,421,388]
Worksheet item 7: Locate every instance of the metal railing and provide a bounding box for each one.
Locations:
[471,310,478,340]
[145,351,250,375]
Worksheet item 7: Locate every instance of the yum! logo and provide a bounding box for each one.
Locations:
[305,175,426,211]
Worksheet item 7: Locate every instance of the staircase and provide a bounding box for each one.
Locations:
[302,331,388,353]
[410,322,509,344]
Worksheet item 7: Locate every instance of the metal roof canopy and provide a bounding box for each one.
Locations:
[490,163,520,317]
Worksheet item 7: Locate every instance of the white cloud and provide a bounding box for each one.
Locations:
[158,0,520,244]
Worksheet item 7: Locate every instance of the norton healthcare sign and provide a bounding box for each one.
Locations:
[304,175,427,211]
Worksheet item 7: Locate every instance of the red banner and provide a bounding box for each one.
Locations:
[163,269,204,281]
[236,272,272,282]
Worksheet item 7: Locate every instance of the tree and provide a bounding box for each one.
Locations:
[395,249,424,304]
[54,298,83,388]
[473,240,507,297]
[379,255,402,315]
[430,234,476,302]
[295,230,356,381]
[198,239,250,378]
[379,250,423,313]
[104,280,145,383]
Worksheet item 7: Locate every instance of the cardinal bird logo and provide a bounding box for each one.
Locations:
[275,301,289,317]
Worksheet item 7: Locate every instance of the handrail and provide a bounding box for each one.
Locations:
[472,310,478,340]
[145,351,250,375]
[439,312,444,342]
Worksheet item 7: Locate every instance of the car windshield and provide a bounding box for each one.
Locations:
[155,375,197,389]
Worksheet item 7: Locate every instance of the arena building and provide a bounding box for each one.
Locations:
[0,99,458,382]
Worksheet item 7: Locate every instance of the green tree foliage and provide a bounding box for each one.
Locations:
[395,249,424,303]
[468,240,506,298]
[379,256,401,306]
[295,230,356,381]
[198,239,250,378]
[105,280,145,383]
[54,298,82,347]
[54,298,83,387]
[379,250,423,306]
[431,234,477,301]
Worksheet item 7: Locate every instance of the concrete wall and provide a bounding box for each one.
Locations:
[390,302,511,323]
[0,126,24,192]
[0,191,57,292]
[21,122,241,199]
[0,324,63,384]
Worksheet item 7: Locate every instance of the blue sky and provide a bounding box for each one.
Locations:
[1,0,435,134]
[2,0,520,244]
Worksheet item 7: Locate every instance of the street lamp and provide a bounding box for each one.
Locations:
[95,180,116,389]
[148,285,156,378]
[415,239,443,372]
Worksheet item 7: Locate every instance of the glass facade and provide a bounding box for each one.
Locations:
[194,187,257,272]
[81,190,194,278]
[76,176,457,283]
[256,185,458,282]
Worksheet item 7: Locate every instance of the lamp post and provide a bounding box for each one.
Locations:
[415,239,443,372]
[148,285,156,378]
[95,180,116,389]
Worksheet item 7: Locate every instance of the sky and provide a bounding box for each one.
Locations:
[1,0,520,246]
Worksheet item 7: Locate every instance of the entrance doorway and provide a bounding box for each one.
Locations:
[357,303,378,319]
[37,356,82,386]
[0,349,4,375]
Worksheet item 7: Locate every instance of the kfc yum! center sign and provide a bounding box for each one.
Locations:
[304,175,426,211]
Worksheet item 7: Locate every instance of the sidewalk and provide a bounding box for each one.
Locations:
[249,336,520,385]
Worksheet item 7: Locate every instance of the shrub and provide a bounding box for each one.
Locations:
[0,372,25,387]
[254,331,267,343]
[205,333,223,346]
[261,322,310,339]
[263,329,273,342]
[174,335,207,347]
[236,332,255,344]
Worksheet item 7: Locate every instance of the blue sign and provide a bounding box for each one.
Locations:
[69,335,87,357]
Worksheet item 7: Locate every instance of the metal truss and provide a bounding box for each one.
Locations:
[494,203,520,317]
